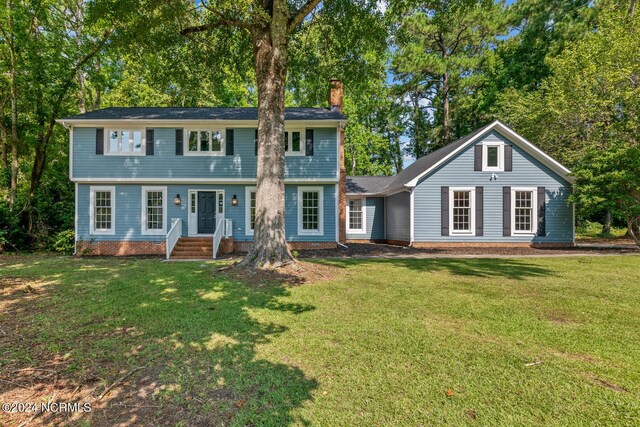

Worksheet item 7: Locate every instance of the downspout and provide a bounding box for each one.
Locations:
[409,187,415,246]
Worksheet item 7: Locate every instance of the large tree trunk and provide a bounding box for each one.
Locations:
[6,0,19,206]
[627,218,640,248]
[1,127,7,175]
[442,71,451,145]
[75,0,86,113]
[602,209,612,235]
[240,11,294,269]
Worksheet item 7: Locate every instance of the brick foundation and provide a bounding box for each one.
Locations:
[233,241,337,253]
[346,239,388,244]
[76,241,166,256]
[411,241,575,249]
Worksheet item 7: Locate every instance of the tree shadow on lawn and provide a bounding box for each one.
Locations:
[316,257,555,281]
[0,258,318,426]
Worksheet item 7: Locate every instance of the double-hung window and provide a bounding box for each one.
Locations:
[298,187,323,235]
[90,186,115,235]
[482,142,504,171]
[107,130,145,155]
[245,187,256,235]
[512,188,537,234]
[284,130,304,155]
[347,198,366,234]
[141,186,167,235]
[449,188,475,235]
[187,129,224,155]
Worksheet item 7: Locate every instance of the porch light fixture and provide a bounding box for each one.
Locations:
[231,194,239,206]
[173,194,182,206]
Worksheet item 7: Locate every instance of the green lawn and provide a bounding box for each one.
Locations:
[1,255,639,426]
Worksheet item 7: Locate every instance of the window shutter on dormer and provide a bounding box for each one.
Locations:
[175,129,183,155]
[95,128,104,155]
[504,145,513,171]
[146,128,154,156]
[474,145,482,171]
[305,129,314,156]
[226,129,234,155]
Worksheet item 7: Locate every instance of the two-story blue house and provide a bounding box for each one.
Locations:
[59,82,574,259]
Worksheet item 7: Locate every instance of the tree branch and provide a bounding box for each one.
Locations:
[288,0,322,33]
[180,16,251,35]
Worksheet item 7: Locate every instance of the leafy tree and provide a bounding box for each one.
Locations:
[500,2,640,243]
[179,0,385,268]
[392,0,507,152]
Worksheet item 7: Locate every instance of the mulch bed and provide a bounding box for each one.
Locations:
[292,242,640,259]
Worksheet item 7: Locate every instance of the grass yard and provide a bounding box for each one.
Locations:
[1,255,639,426]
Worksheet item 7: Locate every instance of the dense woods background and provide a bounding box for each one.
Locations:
[1,0,639,251]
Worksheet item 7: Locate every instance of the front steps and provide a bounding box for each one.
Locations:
[170,237,213,259]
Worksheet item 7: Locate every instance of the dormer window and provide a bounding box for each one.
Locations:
[482,143,504,171]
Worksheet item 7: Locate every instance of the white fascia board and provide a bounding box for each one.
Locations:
[491,121,574,182]
[71,177,339,184]
[404,120,574,187]
[56,119,346,128]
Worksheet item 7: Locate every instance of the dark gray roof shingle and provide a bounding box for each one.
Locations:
[61,107,345,121]
[347,126,489,195]
[346,176,395,194]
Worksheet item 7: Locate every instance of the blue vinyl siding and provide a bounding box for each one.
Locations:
[72,127,338,180]
[386,192,410,242]
[412,130,573,243]
[76,184,336,243]
[346,197,385,240]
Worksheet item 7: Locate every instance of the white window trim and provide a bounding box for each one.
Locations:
[245,186,256,236]
[449,187,476,236]
[482,141,504,172]
[184,129,226,156]
[89,185,116,235]
[285,128,305,156]
[346,196,366,234]
[141,186,167,235]
[105,129,146,156]
[297,186,324,236]
[511,187,538,235]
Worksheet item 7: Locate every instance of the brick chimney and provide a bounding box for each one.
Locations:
[329,80,347,245]
[329,79,344,112]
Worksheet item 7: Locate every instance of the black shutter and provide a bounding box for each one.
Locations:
[474,145,482,171]
[95,128,104,155]
[305,129,314,156]
[254,129,258,156]
[146,128,154,156]
[476,186,484,236]
[503,186,511,236]
[504,145,513,172]
[441,186,449,236]
[225,129,234,155]
[537,187,546,236]
[175,129,183,155]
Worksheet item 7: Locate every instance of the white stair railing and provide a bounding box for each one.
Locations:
[212,217,224,259]
[166,218,182,259]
